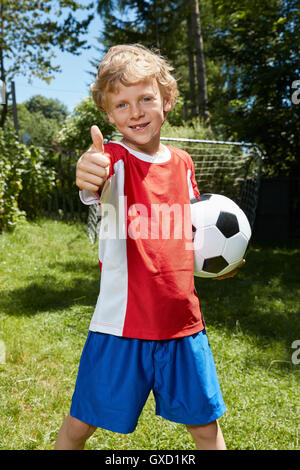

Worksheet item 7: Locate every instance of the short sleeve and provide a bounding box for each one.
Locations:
[189,159,200,201]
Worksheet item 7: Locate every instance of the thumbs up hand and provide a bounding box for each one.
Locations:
[76,125,110,192]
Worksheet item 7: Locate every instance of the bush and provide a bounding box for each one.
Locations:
[55,96,115,151]
[0,128,55,231]
[162,117,216,140]
[17,95,68,147]
[0,155,24,231]
[17,145,56,219]
[17,104,61,147]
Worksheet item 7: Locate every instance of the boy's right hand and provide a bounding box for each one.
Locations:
[76,125,110,192]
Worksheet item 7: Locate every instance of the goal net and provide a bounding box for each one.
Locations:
[87,135,263,244]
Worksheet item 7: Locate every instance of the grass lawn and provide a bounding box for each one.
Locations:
[0,219,299,450]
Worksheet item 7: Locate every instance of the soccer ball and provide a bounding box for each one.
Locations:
[191,194,252,278]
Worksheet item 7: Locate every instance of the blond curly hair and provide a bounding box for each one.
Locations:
[91,44,178,112]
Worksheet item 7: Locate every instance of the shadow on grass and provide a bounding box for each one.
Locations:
[2,242,299,349]
[1,261,100,316]
[195,241,300,348]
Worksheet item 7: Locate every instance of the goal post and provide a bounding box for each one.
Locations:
[87,134,263,244]
[159,136,263,229]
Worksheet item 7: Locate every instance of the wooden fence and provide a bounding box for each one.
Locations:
[42,149,88,221]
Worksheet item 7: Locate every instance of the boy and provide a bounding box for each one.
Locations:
[55,44,232,450]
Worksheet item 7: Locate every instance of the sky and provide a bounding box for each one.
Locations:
[13,9,104,114]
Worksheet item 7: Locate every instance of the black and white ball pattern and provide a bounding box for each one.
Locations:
[191,194,252,278]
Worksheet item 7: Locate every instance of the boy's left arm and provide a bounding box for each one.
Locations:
[212,259,246,280]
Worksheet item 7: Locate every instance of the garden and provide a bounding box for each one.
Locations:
[0,0,299,451]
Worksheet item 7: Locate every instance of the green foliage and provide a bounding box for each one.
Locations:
[24,95,68,122]
[55,97,116,151]
[15,95,69,147]
[166,96,186,127]
[95,1,191,114]
[95,0,299,176]
[0,1,93,84]
[17,104,61,147]
[0,157,25,232]
[208,0,300,176]
[0,128,55,231]
[0,219,299,449]
[162,118,216,140]
[17,145,56,220]
[0,1,93,127]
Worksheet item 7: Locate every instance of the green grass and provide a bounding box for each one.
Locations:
[0,219,299,450]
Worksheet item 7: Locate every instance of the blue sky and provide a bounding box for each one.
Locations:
[13,11,104,114]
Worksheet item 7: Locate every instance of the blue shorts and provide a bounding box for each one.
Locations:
[70,330,226,434]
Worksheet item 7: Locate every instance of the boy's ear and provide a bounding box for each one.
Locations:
[163,98,173,113]
[106,112,115,125]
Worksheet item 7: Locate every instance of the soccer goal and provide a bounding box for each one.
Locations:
[87,134,263,244]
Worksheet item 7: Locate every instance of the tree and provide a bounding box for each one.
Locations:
[17,104,60,147]
[16,95,68,147]
[96,0,187,61]
[94,1,189,120]
[94,0,213,125]
[55,96,115,152]
[0,126,55,229]
[24,95,68,123]
[0,0,94,127]
[189,0,210,124]
[209,0,300,176]
[93,0,299,175]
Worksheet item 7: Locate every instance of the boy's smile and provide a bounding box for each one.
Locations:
[106,79,172,156]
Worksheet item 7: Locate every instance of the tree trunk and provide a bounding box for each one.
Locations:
[189,0,210,125]
[186,14,199,117]
[0,47,8,128]
[153,0,160,49]
[0,1,7,128]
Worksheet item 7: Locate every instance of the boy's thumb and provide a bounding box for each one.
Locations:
[91,125,104,152]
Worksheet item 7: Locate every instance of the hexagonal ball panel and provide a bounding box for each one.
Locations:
[223,232,249,264]
[193,225,226,259]
[236,207,252,239]
[216,211,239,238]
[203,256,229,273]
[191,200,220,229]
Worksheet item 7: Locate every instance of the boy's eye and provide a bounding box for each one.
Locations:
[116,103,126,109]
[143,97,152,102]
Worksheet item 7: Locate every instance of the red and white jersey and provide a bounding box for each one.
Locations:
[80,142,205,340]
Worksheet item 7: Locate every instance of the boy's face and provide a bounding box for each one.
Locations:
[105,78,172,155]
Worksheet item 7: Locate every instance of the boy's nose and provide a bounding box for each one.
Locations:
[131,104,144,119]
